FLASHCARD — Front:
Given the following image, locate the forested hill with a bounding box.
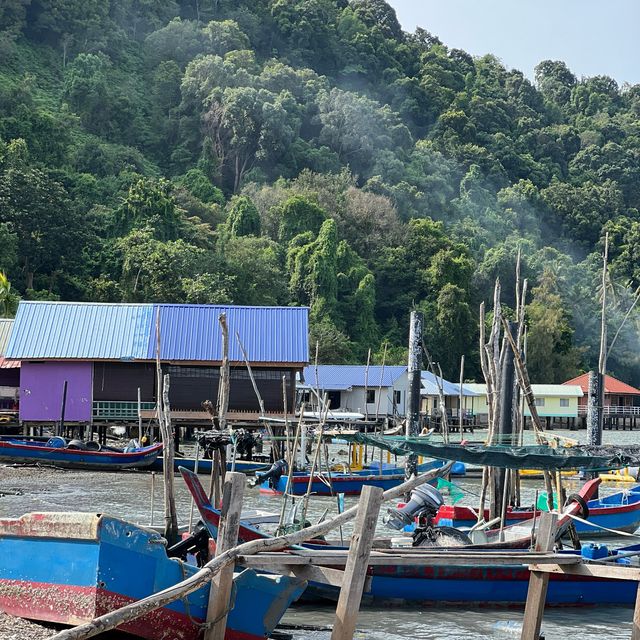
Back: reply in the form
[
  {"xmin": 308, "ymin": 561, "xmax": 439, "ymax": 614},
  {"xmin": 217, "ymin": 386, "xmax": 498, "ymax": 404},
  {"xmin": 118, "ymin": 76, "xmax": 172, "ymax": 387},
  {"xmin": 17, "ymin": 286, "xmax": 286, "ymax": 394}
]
[{"xmin": 1, "ymin": 1, "xmax": 640, "ymax": 383}]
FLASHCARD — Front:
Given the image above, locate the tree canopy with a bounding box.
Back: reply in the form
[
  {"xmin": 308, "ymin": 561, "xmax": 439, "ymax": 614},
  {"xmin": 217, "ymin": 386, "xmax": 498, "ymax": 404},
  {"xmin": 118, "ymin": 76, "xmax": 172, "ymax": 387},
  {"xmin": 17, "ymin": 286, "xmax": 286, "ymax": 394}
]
[{"xmin": 1, "ymin": 0, "xmax": 639, "ymax": 382}]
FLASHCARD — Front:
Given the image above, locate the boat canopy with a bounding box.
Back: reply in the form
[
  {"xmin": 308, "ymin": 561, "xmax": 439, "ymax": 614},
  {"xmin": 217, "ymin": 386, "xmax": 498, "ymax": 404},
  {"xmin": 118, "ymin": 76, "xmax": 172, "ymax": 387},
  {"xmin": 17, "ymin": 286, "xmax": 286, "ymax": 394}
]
[{"xmin": 341, "ymin": 433, "xmax": 640, "ymax": 471}]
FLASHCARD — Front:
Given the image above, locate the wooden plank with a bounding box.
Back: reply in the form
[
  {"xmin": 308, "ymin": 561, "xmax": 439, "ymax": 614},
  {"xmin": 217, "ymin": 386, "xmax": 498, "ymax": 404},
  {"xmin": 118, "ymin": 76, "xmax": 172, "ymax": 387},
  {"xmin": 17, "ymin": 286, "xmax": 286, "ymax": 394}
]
[
  {"xmin": 331, "ymin": 485, "xmax": 383, "ymax": 640},
  {"xmin": 520, "ymin": 512, "xmax": 558, "ymax": 640},
  {"xmin": 529, "ymin": 563, "xmax": 640, "ymax": 582},
  {"xmin": 204, "ymin": 472, "xmax": 245, "ymax": 640},
  {"xmin": 632, "ymin": 582, "xmax": 640, "ymax": 640},
  {"xmin": 237, "ymin": 552, "xmax": 580, "ymax": 567}
]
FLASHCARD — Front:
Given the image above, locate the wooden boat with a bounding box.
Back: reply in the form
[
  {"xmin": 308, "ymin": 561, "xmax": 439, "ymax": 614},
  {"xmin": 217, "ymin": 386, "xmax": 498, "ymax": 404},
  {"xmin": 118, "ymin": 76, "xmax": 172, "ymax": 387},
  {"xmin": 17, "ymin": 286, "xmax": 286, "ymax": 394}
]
[
  {"xmin": 434, "ymin": 485, "xmax": 640, "ymax": 536},
  {"xmin": 0, "ymin": 438, "xmax": 163, "ymax": 470},
  {"xmin": 258, "ymin": 460, "xmax": 443, "ymax": 496},
  {"xmin": 279, "ymin": 545, "xmax": 640, "ymax": 606},
  {"xmin": 149, "ymin": 456, "xmax": 270, "ymax": 475},
  {"xmin": 183, "ymin": 467, "xmax": 599, "ymax": 552},
  {"xmin": 0, "ymin": 512, "xmax": 306, "ymax": 640}
]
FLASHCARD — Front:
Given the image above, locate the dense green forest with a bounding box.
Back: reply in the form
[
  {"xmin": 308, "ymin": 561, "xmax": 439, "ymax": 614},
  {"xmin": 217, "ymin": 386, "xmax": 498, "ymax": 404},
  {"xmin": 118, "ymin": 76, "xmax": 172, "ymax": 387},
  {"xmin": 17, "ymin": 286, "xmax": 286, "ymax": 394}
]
[{"xmin": 1, "ymin": 0, "xmax": 640, "ymax": 383}]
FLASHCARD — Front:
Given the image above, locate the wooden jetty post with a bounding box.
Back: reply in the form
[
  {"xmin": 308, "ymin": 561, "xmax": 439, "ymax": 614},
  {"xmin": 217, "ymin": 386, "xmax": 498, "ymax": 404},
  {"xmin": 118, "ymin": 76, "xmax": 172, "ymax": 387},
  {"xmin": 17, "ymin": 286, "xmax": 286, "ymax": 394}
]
[
  {"xmin": 205, "ymin": 471, "xmax": 245, "ymax": 640},
  {"xmin": 520, "ymin": 511, "xmax": 558, "ymax": 640},
  {"xmin": 405, "ymin": 310, "xmax": 423, "ymax": 482},
  {"xmin": 331, "ymin": 484, "xmax": 384, "ymax": 640}
]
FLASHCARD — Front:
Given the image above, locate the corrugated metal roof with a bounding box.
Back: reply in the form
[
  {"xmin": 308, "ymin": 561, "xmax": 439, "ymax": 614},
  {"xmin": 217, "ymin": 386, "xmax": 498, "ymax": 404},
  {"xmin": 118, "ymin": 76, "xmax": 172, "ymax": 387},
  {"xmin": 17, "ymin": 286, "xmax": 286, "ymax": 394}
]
[
  {"xmin": 150, "ymin": 304, "xmax": 308, "ymax": 363},
  {"xmin": 303, "ymin": 365, "xmax": 407, "ymax": 390},
  {"xmin": 421, "ymin": 371, "xmax": 479, "ymax": 396},
  {"xmin": 7, "ymin": 302, "xmax": 155, "ymax": 360},
  {"xmin": 6, "ymin": 301, "xmax": 309, "ymax": 364},
  {"xmin": 0, "ymin": 319, "xmax": 13, "ymax": 355},
  {"xmin": 563, "ymin": 373, "xmax": 640, "ymax": 395},
  {"xmin": 0, "ymin": 356, "xmax": 19, "ymax": 369},
  {"xmin": 462, "ymin": 383, "xmax": 583, "ymax": 398}
]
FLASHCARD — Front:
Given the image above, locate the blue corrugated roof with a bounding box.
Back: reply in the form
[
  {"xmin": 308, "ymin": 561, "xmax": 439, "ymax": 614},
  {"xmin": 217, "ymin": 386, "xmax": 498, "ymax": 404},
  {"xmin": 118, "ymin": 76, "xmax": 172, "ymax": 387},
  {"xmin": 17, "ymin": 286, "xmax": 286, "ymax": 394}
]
[
  {"xmin": 6, "ymin": 302, "xmax": 153, "ymax": 360},
  {"xmin": 149, "ymin": 304, "xmax": 308, "ymax": 363},
  {"xmin": 6, "ymin": 302, "xmax": 309, "ymax": 364},
  {"xmin": 303, "ymin": 365, "xmax": 407, "ymax": 390},
  {"xmin": 421, "ymin": 371, "xmax": 479, "ymax": 396}
]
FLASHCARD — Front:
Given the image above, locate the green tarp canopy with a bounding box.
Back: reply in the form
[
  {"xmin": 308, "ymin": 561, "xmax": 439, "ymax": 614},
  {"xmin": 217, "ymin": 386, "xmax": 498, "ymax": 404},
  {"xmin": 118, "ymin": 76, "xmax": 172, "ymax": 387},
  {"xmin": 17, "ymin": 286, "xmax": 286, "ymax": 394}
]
[{"xmin": 342, "ymin": 433, "xmax": 640, "ymax": 472}]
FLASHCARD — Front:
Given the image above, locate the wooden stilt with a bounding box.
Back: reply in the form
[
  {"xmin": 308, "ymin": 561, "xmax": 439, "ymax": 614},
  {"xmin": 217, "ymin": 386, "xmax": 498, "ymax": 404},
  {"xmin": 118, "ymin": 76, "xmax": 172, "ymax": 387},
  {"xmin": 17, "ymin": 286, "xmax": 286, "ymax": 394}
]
[
  {"xmin": 205, "ymin": 471, "xmax": 245, "ymax": 640},
  {"xmin": 520, "ymin": 511, "xmax": 558, "ymax": 640},
  {"xmin": 331, "ymin": 485, "xmax": 383, "ymax": 640}
]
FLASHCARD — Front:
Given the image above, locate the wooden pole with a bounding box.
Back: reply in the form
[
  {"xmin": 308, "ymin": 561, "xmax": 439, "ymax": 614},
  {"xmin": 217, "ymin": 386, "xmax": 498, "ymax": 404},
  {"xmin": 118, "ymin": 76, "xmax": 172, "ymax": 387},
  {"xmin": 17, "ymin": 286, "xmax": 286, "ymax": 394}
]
[
  {"xmin": 632, "ymin": 582, "xmax": 640, "ymax": 640},
  {"xmin": 49, "ymin": 464, "xmax": 453, "ymax": 640},
  {"xmin": 459, "ymin": 355, "xmax": 464, "ymax": 441},
  {"xmin": 58, "ymin": 380, "xmax": 68, "ymax": 437},
  {"xmin": 137, "ymin": 387, "xmax": 142, "ymax": 444},
  {"xmin": 204, "ymin": 472, "xmax": 245, "ymax": 640},
  {"xmin": 520, "ymin": 511, "xmax": 558, "ymax": 640},
  {"xmin": 217, "ymin": 313, "xmax": 230, "ymax": 431},
  {"xmin": 331, "ymin": 485, "xmax": 383, "ymax": 640},
  {"xmin": 364, "ymin": 348, "xmax": 371, "ymax": 422},
  {"xmin": 160, "ymin": 374, "xmax": 178, "ymax": 544},
  {"xmin": 405, "ymin": 310, "xmax": 423, "ymax": 482}
]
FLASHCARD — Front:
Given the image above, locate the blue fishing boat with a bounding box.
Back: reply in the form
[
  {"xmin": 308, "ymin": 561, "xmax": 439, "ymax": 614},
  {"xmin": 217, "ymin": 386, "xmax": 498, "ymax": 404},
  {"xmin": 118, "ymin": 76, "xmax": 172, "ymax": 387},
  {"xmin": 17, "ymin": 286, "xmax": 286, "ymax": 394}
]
[
  {"xmin": 258, "ymin": 460, "xmax": 443, "ymax": 496},
  {"xmin": 434, "ymin": 486, "xmax": 640, "ymax": 536},
  {"xmin": 0, "ymin": 437, "xmax": 163, "ymax": 470},
  {"xmin": 0, "ymin": 512, "xmax": 306, "ymax": 640},
  {"xmin": 149, "ymin": 456, "xmax": 270, "ymax": 475}
]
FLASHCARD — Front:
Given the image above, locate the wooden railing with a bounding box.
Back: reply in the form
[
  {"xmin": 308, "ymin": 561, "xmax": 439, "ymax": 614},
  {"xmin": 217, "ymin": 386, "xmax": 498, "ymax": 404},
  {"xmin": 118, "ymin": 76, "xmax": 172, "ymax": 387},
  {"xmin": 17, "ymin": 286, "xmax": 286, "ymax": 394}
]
[{"xmin": 577, "ymin": 405, "xmax": 640, "ymax": 416}]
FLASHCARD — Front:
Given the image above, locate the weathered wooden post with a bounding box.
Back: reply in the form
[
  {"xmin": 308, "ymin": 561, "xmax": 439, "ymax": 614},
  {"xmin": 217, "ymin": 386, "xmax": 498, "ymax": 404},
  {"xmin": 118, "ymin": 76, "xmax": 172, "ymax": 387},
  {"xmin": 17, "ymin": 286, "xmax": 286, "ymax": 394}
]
[
  {"xmin": 405, "ymin": 311, "xmax": 423, "ymax": 482},
  {"xmin": 205, "ymin": 471, "xmax": 245, "ymax": 640},
  {"xmin": 492, "ymin": 321, "xmax": 517, "ymax": 520},
  {"xmin": 58, "ymin": 379, "xmax": 68, "ymax": 437},
  {"xmin": 632, "ymin": 582, "xmax": 640, "ymax": 640},
  {"xmin": 137, "ymin": 387, "xmax": 142, "ymax": 444},
  {"xmin": 520, "ymin": 511, "xmax": 558, "ymax": 640},
  {"xmin": 587, "ymin": 371, "xmax": 600, "ymax": 446},
  {"xmin": 331, "ymin": 484, "xmax": 383, "ymax": 640}
]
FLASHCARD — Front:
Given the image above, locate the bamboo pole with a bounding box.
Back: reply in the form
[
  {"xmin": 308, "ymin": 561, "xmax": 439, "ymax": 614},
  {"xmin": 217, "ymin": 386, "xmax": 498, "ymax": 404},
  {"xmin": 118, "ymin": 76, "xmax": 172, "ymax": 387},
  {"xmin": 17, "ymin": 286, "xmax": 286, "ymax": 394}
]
[{"xmin": 50, "ymin": 463, "xmax": 454, "ymax": 640}]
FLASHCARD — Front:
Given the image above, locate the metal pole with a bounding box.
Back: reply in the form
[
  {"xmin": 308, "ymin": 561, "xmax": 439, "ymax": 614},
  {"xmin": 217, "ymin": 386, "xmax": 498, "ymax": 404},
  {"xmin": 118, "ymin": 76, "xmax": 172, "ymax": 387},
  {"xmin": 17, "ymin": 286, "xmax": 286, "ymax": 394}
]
[{"xmin": 405, "ymin": 311, "xmax": 423, "ymax": 482}]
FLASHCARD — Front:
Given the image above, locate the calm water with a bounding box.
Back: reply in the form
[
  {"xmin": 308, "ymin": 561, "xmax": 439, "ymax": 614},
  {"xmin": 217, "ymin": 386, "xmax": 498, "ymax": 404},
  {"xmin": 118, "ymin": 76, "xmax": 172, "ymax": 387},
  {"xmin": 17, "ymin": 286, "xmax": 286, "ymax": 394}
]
[{"xmin": 1, "ymin": 428, "xmax": 639, "ymax": 638}]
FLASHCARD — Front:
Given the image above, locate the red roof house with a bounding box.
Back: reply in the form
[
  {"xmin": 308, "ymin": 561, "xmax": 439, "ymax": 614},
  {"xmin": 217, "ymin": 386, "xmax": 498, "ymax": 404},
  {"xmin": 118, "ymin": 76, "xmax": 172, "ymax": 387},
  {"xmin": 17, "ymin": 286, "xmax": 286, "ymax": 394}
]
[{"xmin": 563, "ymin": 373, "xmax": 640, "ymax": 409}]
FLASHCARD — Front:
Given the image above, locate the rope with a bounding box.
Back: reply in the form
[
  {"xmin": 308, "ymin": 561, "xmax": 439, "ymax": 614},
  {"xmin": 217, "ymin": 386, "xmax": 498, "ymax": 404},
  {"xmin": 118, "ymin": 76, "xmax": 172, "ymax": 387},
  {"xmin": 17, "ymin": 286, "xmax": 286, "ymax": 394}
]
[{"xmin": 566, "ymin": 513, "xmax": 640, "ymax": 539}]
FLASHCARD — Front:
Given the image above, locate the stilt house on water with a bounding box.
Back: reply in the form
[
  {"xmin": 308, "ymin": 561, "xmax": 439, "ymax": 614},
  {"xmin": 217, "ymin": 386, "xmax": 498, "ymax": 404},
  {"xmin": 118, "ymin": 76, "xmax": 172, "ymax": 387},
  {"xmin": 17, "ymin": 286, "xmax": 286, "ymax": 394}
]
[
  {"xmin": 4, "ymin": 301, "xmax": 309, "ymax": 427},
  {"xmin": 0, "ymin": 319, "xmax": 19, "ymax": 413},
  {"xmin": 300, "ymin": 364, "xmax": 408, "ymax": 418},
  {"xmin": 563, "ymin": 373, "xmax": 640, "ymax": 428}
]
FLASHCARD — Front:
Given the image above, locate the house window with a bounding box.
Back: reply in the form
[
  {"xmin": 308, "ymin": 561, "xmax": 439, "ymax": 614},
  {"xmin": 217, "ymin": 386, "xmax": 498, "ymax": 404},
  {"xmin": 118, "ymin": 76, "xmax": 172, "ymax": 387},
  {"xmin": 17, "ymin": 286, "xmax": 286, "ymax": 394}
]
[
  {"xmin": 560, "ymin": 398, "xmax": 570, "ymax": 407},
  {"xmin": 394, "ymin": 390, "xmax": 401, "ymax": 406},
  {"xmin": 366, "ymin": 389, "xmax": 375, "ymax": 404},
  {"xmin": 534, "ymin": 398, "xmax": 545, "ymax": 407}
]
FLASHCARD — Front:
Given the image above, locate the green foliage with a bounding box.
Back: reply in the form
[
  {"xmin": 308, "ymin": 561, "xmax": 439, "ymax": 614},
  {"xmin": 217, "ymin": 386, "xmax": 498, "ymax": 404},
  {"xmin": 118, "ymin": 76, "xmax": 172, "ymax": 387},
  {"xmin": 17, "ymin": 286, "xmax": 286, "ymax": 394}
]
[
  {"xmin": 226, "ymin": 195, "xmax": 260, "ymax": 236},
  {"xmin": 3, "ymin": 2, "xmax": 640, "ymax": 382}
]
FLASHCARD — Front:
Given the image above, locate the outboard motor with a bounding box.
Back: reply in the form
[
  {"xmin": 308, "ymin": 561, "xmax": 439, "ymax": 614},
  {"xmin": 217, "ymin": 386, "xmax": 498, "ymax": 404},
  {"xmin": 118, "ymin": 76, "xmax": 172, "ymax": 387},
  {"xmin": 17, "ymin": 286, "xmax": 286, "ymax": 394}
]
[
  {"xmin": 385, "ymin": 484, "xmax": 445, "ymax": 531},
  {"xmin": 254, "ymin": 459, "xmax": 288, "ymax": 489}
]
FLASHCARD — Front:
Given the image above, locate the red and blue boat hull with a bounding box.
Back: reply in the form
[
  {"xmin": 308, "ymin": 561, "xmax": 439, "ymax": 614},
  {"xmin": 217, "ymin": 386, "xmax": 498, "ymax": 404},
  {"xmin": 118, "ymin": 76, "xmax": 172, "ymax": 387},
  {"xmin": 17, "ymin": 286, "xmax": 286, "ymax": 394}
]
[
  {"xmin": 0, "ymin": 440, "xmax": 163, "ymax": 470},
  {"xmin": 0, "ymin": 513, "xmax": 306, "ymax": 640},
  {"xmin": 435, "ymin": 487, "xmax": 640, "ymax": 536},
  {"xmin": 259, "ymin": 461, "xmax": 441, "ymax": 496}
]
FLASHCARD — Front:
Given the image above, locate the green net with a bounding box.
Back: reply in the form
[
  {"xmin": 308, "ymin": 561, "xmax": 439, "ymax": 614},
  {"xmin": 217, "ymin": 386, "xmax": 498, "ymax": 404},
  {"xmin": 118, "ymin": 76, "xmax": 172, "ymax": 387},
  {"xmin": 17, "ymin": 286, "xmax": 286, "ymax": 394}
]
[{"xmin": 436, "ymin": 477, "xmax": 466, "ymax": 504}]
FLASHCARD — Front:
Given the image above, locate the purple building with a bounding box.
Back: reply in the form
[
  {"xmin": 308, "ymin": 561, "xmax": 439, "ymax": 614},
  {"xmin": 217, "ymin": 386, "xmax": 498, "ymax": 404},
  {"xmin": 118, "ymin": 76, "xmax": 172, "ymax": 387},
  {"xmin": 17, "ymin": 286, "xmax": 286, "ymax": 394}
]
[{"xmin": 5, "ymin": 302, "xmax": 309, "ymax": 426}]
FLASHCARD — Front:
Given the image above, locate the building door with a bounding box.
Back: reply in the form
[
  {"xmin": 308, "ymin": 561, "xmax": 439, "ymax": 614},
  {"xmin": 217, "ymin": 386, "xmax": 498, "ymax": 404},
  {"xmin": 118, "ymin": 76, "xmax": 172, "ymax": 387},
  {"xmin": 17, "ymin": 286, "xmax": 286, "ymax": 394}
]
[{"xmin": 327, "ymin": 390, "xmax": 341, "ymax": 410}]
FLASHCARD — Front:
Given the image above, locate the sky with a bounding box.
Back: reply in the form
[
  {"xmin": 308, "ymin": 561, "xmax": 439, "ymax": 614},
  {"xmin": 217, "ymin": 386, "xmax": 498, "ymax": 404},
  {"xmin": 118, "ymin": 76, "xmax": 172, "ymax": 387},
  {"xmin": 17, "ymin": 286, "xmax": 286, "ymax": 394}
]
[{"xmin": 388, "ymin": 0, "xmax": 640, "ymax": 86}]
